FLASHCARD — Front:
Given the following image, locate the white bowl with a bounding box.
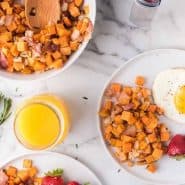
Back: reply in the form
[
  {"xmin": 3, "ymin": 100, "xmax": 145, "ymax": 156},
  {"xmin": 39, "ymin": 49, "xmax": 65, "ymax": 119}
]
[{"xmin": 0, "ymin": 0, "xmax": 96, "ymax": 82}]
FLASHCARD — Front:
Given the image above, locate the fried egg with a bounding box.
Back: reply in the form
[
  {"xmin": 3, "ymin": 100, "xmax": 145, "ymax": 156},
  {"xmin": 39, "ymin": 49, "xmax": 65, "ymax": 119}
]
[{"xmin": 153, "ymin": 68, "xmax": 185, "ymax": 123}]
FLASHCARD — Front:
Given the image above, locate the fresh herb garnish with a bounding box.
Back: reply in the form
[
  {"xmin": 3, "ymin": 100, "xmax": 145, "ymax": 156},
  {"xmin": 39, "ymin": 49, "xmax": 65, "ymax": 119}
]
[
  {"xmin": 173, "ymin": 155, "xmax": 185, "ymax": 161},
  {"xmin": 45, "ymin": 168, "xmax": 63, "ymax": 177},
  {"xmin": 0, "ymin": 93, "xmax": 12, "ymax": 125},
  {"xmin": 84, "ymin": 183, "xmax": 90, "ymax": 185}
]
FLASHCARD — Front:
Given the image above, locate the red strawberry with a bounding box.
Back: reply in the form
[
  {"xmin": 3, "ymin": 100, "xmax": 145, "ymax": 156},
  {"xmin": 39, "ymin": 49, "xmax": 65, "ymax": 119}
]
[
  {"xmin": 42, "ymin": 169, "xmax": 64, "ymax": 185},
  {"xmin": 167, "ymin": 134, "xmax": 185, "ymax": 157},
  {"xmin": 42, "ymin": 176, "xmax": 64, "ymax": 185},
  {"xmin": 67, "ymin": 181, "xmax": 81, "ymax": 185}
]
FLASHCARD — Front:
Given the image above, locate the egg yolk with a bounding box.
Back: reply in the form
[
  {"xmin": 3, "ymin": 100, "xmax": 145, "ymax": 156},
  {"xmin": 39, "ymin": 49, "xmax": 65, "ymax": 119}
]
[{"xmin": 174, "ymin": 86, "xmax": 185, "ymax": 114}]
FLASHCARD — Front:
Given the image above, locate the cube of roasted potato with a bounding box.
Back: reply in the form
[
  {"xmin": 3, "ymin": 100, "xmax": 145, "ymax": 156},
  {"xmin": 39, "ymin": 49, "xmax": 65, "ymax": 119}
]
[
  {"xmin": 17, "ymin": 170, "xmax": 29, "ymax": 182},
  {"xmin": 6, "ymin": 166, "xmax": 17, "ymax": 177},
  {"xmin": 23, "ymin": 159, "xmax": 32, "ymax": 168},
  {"xmin": 16, "ymin": 41, "xmax": 28, "ymax": 52}
]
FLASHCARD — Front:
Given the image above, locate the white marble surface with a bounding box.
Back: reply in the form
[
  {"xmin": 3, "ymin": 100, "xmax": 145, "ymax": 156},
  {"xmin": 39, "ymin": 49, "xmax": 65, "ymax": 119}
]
[{"xmin": 0, "ymin": 0, "xmax": 185, "ymax": 185}]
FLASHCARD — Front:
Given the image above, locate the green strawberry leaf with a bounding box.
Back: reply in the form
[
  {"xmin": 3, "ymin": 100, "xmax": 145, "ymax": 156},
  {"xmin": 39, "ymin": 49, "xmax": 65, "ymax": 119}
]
[
  {"xmin": 45, "ymin": 168, "xmax": 64, "ymax": 177},
  {"xmin": 83, "ymin": 183, "xmax": 91, "ymax": 185},
  {"xmin": 172, "ymin": 155, "xmax": 185, "ymax": 161}
]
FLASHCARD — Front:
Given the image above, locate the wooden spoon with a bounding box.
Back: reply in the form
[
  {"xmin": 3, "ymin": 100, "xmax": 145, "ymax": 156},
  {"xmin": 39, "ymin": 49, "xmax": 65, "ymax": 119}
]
[{"xmin": 25, "ymin": 0, "xmax": 61, "ymax": 30}]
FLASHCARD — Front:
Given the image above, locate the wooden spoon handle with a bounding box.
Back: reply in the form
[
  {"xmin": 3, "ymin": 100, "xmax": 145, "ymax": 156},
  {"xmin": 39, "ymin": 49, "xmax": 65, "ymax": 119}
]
[{"xmin": 25, "ymin": 0, "xmax": 61, "ymax": 30}]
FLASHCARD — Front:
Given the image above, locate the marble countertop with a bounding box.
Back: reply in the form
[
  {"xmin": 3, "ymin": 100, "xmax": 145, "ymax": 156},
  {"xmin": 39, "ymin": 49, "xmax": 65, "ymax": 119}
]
[{"xmin": 0, "ymin": 0, "xmax": 185, "ymax": 185}]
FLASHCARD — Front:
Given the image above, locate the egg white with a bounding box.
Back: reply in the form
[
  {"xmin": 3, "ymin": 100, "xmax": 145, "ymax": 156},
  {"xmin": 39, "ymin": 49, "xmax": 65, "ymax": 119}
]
[{"xmin": 153, "ymin": 68, "xmax": 185, "ymax": 123}]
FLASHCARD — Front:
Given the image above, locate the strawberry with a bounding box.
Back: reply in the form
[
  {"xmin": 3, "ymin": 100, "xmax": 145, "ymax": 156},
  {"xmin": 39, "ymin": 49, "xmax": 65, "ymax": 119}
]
[
  {"xmin": 67, "ymin": 181, "xmax": 80, "ymax": 185},
  {"xmin": 167, "ymin": 134, "xmax": 185, "ymax": 158},
  {"xmin": 42, "ymin": 176, "xmax": 64, "ymax": 185},
  {"xmin": 42, "ymin": 169, "xmax": 64, "ymax": 185}
]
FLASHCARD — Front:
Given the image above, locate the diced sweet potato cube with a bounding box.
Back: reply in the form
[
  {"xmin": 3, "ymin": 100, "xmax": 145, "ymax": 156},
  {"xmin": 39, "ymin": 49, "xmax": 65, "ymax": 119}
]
[
  {"xmin": 14, "ymin": 177, "xmax": 21, "ymax": 184},
  {"xmin": 1, "ymin": 1, "xmax": 10, "ymax": 10},
  {"xmin": 110, "ymin": 83, "xmax": 122, "ymax": 94},
  {"xmin": 46, "ymin": 53, "xmax": 53, "ymax": 66},
  {"xmin": 46, "ymin": 25, "xmax": 56, "ymax": 35},
  {"xmin": 103, "ymin": 100, "xmax": 112, "ymax": 110},
  {"xmin": 141, "ymin": 116, "xmax": 150, "ymax": 125},
  {"xmin": 121, "ymin": 135, "xmax": 134, "ymax": 142},
  {"xmin": 115, "ymin": 152, "xmax": 127, "ymax": 162},
  {"xmin": 56, "ymin": 24, "xmax": 71, "ymax": 37},
  {"xmin": 147, "ymin": 133, "xmax": 157, "ymax": 143},
  {"xmin": 148, "ymin": 104, "xmax": 157, "ymax": 113},
  {"xmin": 115, "ymin": 140, "xmax": 122, "ymax": 147},
  {"xmin": 79, "ymin": 19, "xmax": 89, "ymax": 34},
  {"xmin": 160, "ymin": 132, "xmax": 170, "ymax": 142},
  {"xmin": 21, "ymin": 67, "xmax": 32, "ymax": 74},
  {"xmin": 6, "ymin": 7, "xmax": 13, "ymax": 14},
  {"xmin": 152, "ymin": 148, "xmax": 163, "ymax": 160},
  {"xmin": 83, "ymin": 5, "xmax": 89, "ymax": 15},
  {"xmin": 60, "ymin": 46, "xmax": 71, "ymax": 56},
  {"xmin": 114, "ymin": 115, "xmax": 123, "ymax": 124},
  {"xmin": 49, "ymin": 59, "xmax": 63, "ymax": 69},
  {"xmin": 121, "ymin": 111, "xmax": 136, "ymax": 124},
  {"xmin": 147, "ymin": 118, "xmax": 158, "ymax": 130},
  {"xmin": 33, "ymin": 61, "xmax": 46, "ymax": 71},
  {"xmin": 6, "ymin": 166, "xmax": 17, "ymax": 177},
  {"xmin": 34, "ymin": 177, "xmax": 43, "ymax": 185},
  {"xmin": 69, "ymin": 3, "xmax": 80, "ymax": 17},
  {"xmin": 145, "ymin": 155, "xmax": 155, "ymax": 163},
  {"xmin": 122, "ymin": 142, "xmax": 132, "ymax": 153},
  {"xmin": 144, "ymin": 145, "xmax": 152, "ymax": 154},
  {"xmin": 74, "ymin": 0, "xmax": 83, "ymax": 7},
  {"xmin": 152, "ymin": 142, "xmax": 162, "ymax": 149},
  {"xmin": 17, "ymin": 170, "xmax": 29, "ymax": 182},
  {"xmin": 23, "ymin": 159, "xmax": 32, "ymax": 168},
  {"xmin": 70, "ymin": 41, "xmax": 79, "ymax": 51},
  {"xmin": 19, "ymin": 10, "xmax": 25, "ymax": 18},
  {"xmin": 104, "ymin": 124, "xmax": 112, "ymax": 134},
  {"xmin": 137, "ymin": 132, "xmax": 146, "ymax": 141},
  {"xmin": 0, "ymin": 31, "xmax": 12, "ymax": 42},
  {"xmin": 135, "ymin": 121, "xmax": 143, "ymax": 130},
  {"xmin": 139, "ymin": 140, "xmax": 147, "ymax": 150},
  {"xmin": 135, "ymin": 76, "xmax": 145, "ymax": 86},
  {"xmin": 99, "ymin": 109, "xmax": 109, "ymax": 118},
  {"xmin": 16, "ymin": 41, "xmax": 27, "ymax": 52},
  {"xmin": 7, "ymin": 22, "xmax": 17, "ymax": 32},
  {"xmin": 63, "ymin": 17, "xmax": 72, "ymax": 27},
  {"xmin": 16, "ymin": 25, "xmax": 26, "ymax": 33},
  {"xmin": 29, "ymin": 167, "xmax": 38, "ymax": 177},
  {"xmin": 13, "ymin": 62, "xmax": 24, "ymax": 71},
  {"xmin": 141, "ymin": 88, "xmax": 151, "ymax": 98},
  {"xmin": 52, "ymin": 51, "xmax": 61, "ymax": 60},
  {"xmin": 147, "ymin": 163, "xmax": 157, "ymax": 173},
  {"xmin": 118, "ymin": 92, "xmax": 130, "ymax": 105},
  {"xmin": 122, "ymin": 86, "xmax": 132, "ymax": 95}
]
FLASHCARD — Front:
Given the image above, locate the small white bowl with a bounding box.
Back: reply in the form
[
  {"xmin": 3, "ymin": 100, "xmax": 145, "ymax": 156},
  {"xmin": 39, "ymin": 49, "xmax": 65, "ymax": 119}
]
[{"xmin": 0, "ymin": 0, "xmax": 96, "ymax": 82}]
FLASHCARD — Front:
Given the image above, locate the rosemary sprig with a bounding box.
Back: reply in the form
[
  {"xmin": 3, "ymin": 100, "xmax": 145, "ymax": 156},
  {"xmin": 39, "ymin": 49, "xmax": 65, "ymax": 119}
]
[{"xmin": 0, "ymin": 93, "xmax": 12, "ymax": 125}]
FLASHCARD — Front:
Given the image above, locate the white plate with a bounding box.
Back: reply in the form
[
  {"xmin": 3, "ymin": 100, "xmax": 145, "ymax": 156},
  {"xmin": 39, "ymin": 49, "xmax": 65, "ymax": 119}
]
[
  {"xmin": 0, "ymin": 0, "xmax": 96, "ymax": 82},
  {"xmin": 0, "ymin": 152, "xmax": 102, "ymax": 185},
  {"xmin": 98, "ymin": 49, "xmax": 185, "ymax": 185}
]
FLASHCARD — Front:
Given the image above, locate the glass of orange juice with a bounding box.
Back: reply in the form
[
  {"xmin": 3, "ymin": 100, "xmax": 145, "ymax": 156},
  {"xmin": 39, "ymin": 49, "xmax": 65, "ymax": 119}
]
[{"xmin": 14, "ymin": 94, "xmax": 70, "ymax": 150}]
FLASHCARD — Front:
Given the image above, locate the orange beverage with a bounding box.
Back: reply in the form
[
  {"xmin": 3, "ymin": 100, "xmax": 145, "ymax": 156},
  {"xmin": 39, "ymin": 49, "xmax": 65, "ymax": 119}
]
[{"xmin": 14, "ymin": 94, "xmax": 70, "ymax": 150}]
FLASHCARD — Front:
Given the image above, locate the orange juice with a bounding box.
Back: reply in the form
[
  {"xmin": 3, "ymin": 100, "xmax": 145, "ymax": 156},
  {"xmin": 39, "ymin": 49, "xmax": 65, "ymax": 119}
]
[{"xmin": 14, "ymin": 94, "xmax": 70, "ymax": 150}]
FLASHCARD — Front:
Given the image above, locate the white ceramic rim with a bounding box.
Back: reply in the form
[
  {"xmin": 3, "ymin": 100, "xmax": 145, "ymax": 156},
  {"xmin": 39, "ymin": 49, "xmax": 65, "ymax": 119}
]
[
  {"xmin": 0, "ymin": 151, "xmax": 103, "ymax": 185},
  {"xmin": 0, "ymin": 0, "xmax": 96, "ymax": 82},
  {"xmin": 97, "ymin": 48, "xmax": 185, "ymax": 185}
]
